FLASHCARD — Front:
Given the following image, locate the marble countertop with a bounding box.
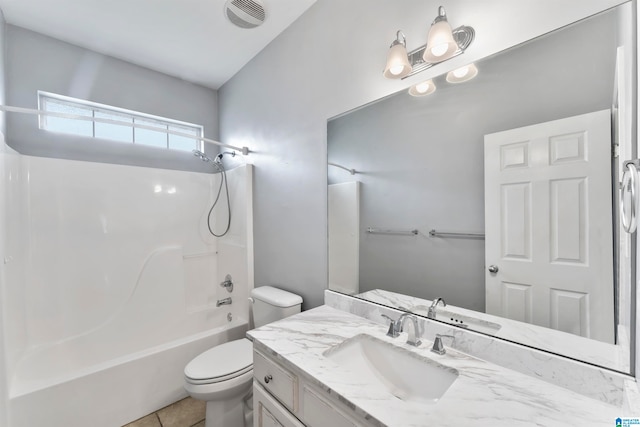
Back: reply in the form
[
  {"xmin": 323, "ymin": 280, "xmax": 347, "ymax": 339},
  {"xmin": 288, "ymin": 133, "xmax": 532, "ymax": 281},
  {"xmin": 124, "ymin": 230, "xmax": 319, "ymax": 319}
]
[
  {"xmin": 248, "ymin": 305, "xmax": 622, "ymax": 427},
  {"xmin": 358, "ymin": 289, "xmax": 628, "ymax": 372}
]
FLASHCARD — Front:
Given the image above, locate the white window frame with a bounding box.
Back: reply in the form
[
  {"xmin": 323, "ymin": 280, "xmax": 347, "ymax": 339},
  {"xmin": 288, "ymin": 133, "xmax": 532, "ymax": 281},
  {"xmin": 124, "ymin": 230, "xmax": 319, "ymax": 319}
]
[{"xmin": 37, "ymin": 91, "xmax": 204, "ymax": 153}]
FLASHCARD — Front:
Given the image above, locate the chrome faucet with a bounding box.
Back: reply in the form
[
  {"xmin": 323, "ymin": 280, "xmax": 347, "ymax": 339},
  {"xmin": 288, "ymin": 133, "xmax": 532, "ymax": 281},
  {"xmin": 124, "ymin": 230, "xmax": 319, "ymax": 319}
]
[
  {"xmin": 428, "ymin": 297, "xmax": 446, "ymax": 319},
  {"xmin": 398, "ymin": 314, "xmax": 422, "ymax": 347},
  {"xmin": 381, "ymin": 313, "xmax": 422, "ymax": 346},
  {"xmin": 216, "ymin": 297, "xmax": 232, "ymax": 307},
  {"xmin": 431, "ymin": 334, "xmax": 455, "ymax": 355}
]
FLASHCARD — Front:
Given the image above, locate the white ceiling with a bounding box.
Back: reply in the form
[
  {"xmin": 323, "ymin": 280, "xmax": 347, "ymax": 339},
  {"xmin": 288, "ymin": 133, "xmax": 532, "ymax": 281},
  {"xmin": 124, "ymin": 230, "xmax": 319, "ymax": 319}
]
[{"xmin": 0, "ymin": 0, "xmax": 316, "ymax": 89}]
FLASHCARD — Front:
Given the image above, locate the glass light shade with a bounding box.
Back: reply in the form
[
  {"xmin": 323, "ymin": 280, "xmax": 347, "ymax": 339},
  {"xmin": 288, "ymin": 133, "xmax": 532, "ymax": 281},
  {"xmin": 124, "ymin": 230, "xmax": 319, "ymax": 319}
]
[
  {"xmin": 446, "ymin": 63, "xmax": 478, "ymax": 83},
  {"xmin": 423, "ymin": 20, "xmax": 458, "ymax": 63},
  {"xmin": 383, "ymin": 43, "xmax": 412, "ymax": 79},
  {"xmin": 408, "ymin": 80, "xmax": 436, "ymax": 97}
]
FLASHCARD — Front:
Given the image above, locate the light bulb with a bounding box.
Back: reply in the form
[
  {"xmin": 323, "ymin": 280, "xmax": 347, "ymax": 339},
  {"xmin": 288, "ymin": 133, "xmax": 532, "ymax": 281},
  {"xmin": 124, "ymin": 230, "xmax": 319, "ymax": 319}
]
[
  {"xmin": 446, "ymin": 63, "xmax": 478, "ymax": 83},
  {"xmin": 389, "ymin": 65, "xmax": 405, "ymax": 76},
  {"xmin": 453, "ymin": 66, "xmax": 469, "ymax": 78},
  {"xmin": 430, "ymin": 44, "xmax": 449, "ymax": 58},
  {"xmin": 416, "ymin": 82, "xmax": 431, "ymax": 93},
  {"xmin": 408, "ymin": 80, "xmax": 436, "ymax": 97}
]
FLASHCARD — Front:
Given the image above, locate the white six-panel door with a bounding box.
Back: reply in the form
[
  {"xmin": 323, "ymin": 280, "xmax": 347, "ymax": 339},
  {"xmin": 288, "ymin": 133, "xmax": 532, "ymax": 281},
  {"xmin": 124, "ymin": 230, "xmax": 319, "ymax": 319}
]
[{"xmin": 484, "ymin": 110, "xmax": 614, "ymax": 343}]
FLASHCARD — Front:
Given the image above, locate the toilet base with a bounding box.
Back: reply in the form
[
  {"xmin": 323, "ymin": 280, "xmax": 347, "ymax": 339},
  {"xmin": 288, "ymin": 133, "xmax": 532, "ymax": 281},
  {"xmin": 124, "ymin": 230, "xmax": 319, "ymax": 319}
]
[{"xmin": 204, "ymin": 390, "xmax": 252, "ymax": 427}]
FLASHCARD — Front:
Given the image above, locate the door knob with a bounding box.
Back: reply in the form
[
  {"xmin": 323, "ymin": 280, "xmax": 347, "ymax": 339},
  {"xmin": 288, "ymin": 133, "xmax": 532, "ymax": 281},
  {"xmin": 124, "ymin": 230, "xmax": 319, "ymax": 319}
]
[{"xmin": 488, "ymin": 265, "xmax": 499, "ymax": 274}]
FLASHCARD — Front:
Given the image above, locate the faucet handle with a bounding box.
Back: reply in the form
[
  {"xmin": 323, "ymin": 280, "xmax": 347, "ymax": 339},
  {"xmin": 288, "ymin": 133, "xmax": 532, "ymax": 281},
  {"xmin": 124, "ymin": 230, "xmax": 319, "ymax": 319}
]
[
  {"xmin": 431, "ymin": 336, "xmax": 445, "ymax": 355},
  {"xmin": 380, "ymin": 314, "xmax": 400, "ymax": 338},
  {"xmin": 219, "ymin": 274, "xmax": 234, "ymax": 292},
  {"xmin": 436, "ymin": 333, "xmax": 455, "ymax": 342},
  {"xmin": 431, "ymin": 334, "xmax": 455, "ymax": 355}
]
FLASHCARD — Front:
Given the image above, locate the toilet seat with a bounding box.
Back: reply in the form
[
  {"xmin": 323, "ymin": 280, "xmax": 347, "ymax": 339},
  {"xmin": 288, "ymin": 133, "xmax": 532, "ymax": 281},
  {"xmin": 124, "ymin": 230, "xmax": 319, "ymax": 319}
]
[
  {"xmin": 184, "ymin": 368, "xmax": 253, "ymax": 401},
  {"xmin": 184, "ymin": 338, "xmax": 253, "ymax": 385}
]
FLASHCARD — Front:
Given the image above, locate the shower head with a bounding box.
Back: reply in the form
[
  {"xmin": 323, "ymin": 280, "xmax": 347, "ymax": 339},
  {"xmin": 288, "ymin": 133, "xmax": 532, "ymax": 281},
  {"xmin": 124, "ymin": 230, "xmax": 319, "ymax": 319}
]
[
  {"xmin": 193, "ymin": 149, "xmax": 227, "ymax": 172},
  {"xmin": 192, "ymin": 149, "xmax": 213, "ymax": 163},
  {"xmin": 193, "ymin": 150, "xmax": 237, "ymax": 171}
]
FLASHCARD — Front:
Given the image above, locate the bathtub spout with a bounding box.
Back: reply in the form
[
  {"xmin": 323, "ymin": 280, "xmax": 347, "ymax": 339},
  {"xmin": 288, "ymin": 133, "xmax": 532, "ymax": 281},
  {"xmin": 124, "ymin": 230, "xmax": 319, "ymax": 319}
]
[{"xmin": 216, "ymin": 297, "xmax": 232, "ymax": 307}]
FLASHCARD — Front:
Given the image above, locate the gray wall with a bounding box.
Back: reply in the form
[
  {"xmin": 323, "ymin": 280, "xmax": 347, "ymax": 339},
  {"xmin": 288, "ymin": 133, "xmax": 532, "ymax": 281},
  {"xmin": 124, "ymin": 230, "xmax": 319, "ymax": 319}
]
[
  {"xmin": 328, "ymin": 11, "xmax": 616, "ymax": 311},
  {"xmin": 0, "ymin": 9, "xmax": 4, "ymax": 136},
  {"xmin": 5, "ymin": 25, "xmax": 219, "ymax": 173},
  {"xmin": 218, "ymin": 0, "xmax": 626, "ymax": 310}
]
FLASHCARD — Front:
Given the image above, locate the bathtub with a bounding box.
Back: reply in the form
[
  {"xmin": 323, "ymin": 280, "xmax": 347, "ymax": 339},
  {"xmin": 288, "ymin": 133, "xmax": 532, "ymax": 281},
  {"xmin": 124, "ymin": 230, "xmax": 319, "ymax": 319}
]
[
  {"xmin": 8, "ymin": 318, "xmax": 248, "ymax": 427},
  {"xmin": 3, "ymin": 158, "xmax": 255, "ymax": 427}
]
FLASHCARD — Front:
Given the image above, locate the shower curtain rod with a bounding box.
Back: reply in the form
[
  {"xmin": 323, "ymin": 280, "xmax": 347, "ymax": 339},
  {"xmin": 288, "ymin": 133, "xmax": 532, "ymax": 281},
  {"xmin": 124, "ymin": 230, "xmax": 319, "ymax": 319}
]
[
  {"xmin": 328, "ymin": 162, "xmax": 357, "ymax": 175},
  {"xmin": 0, "ymin": 105, "xmax": 250, "ymax": 155}
]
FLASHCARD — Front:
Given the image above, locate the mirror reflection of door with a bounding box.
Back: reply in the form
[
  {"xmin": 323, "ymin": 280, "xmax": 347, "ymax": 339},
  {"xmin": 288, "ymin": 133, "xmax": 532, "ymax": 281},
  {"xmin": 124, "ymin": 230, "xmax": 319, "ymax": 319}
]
[{"xmin": 484, "ymin": 110, "xmax": 613, "ymax": 343}]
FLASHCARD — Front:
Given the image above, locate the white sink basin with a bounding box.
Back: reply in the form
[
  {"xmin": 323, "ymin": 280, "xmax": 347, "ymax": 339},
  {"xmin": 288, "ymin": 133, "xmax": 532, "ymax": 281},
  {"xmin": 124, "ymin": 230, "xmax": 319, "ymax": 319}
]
[{"xmin": 323, "ymin": 334, "xmax": 458, "ymax": 404}]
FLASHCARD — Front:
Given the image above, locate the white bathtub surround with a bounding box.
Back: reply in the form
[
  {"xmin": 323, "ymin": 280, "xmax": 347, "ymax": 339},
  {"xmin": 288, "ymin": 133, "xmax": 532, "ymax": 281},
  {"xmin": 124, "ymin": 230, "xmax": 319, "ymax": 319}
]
[
  {"xmin": 0, "ymin": 136, "xmax": 19, "ymax": 427},
  {"xmin": 248, "ymin": 306, "xmax": 627, "ymax": 426},
  {"xmin": 10, "ymin": 322, "xmax": 246, "ymax": 427},
  {"xmin": 2, "ymin": 153, "xmax": 254, "ymax": 427},
  {"xmin": 325, "ymin": 290, "xmax": 631, "ymax": 407}
]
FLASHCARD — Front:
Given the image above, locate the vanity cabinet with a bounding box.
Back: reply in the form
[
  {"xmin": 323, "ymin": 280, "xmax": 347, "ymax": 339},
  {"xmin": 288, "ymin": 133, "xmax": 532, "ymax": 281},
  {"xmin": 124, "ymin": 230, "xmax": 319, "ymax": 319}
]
[{"xmin": 253, "ymin": 349, "xmax": 367, "ymax": 427}]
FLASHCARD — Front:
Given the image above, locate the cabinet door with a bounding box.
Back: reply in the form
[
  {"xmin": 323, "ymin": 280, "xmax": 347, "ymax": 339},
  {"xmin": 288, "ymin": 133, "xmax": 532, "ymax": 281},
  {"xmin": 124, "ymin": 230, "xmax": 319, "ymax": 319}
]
[
  {"xmin": 259, "ymin": 407, "xmax": 283, "ymax": 427},
  {"xmin": 302, "ymin": 385, "xmax": 359, "ymax": 427},
  {"xmin": 254, "ymin": 382, "xmax": 305, "ymax": 427}
]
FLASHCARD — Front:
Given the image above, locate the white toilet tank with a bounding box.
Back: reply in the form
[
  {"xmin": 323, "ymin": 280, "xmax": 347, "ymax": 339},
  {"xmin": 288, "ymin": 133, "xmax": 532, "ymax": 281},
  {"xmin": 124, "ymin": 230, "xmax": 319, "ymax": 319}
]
[{"xmin": 251, "ymin": 286, "xmax": 303, "ymax": 328}]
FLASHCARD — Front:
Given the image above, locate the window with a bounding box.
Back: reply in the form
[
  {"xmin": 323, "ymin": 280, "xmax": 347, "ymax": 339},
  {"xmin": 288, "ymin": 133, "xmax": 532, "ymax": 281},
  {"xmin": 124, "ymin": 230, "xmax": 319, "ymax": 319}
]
[{"xmin": 38, "ymin": 91, "xmax": 204, "ymax": 153}]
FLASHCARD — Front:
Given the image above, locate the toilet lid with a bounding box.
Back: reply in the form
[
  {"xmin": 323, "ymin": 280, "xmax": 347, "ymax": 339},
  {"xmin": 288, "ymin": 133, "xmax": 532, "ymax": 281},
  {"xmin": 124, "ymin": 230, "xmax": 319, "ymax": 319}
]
[{"xmin": 185, "ymin": 338, "xmax": 253, "ymax": 382}]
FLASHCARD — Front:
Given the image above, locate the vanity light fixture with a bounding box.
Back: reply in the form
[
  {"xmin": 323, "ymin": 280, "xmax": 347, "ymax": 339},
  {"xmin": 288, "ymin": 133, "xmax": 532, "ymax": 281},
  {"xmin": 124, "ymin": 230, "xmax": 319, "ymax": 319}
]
[
  {"xmin": 408, "ymin": 79, "xmax": 436, "ymax": 97},
  {"xmin": 383, "ymin": 6, "xmax": 474, "ymax": 80},
  {"xmin": 446, "ymin": 63, "xmax": 478, "ymax": 83},
  {"xmin": 423, "ymin": 7, "xmax": 458, "ymax": 63},
  {"xmin": 383, "ymin": 31, "xmax": 412, "ymax": 79}
]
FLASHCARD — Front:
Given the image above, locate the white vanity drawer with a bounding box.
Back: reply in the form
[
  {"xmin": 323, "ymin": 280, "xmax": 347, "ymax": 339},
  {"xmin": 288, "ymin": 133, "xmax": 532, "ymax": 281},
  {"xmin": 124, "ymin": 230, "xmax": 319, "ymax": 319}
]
[
  {"xmin": 254, "ymin": 382, "xmax": 304, "ymax": 427},
  {"xmin": 302, "ymin": 385, "xmax": 359, "ymax": 427},
  {"xmin": 254, "ymin": 350, "xmax": 298, "ymax": 413}
]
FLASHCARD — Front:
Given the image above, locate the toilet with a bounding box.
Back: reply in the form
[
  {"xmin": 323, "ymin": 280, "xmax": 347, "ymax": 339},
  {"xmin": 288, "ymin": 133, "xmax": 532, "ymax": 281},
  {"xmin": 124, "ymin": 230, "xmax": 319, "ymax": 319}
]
[{"xmin": 184, "ymin": 286, "xmax": 303, "ymax": 427}]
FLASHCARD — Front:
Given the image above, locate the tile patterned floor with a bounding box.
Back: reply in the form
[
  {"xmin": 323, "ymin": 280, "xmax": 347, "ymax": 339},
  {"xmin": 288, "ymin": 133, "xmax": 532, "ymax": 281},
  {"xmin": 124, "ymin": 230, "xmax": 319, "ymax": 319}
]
[{"xmin": 123, "ymin": 397, "xmax": 205, "ymax": 427}]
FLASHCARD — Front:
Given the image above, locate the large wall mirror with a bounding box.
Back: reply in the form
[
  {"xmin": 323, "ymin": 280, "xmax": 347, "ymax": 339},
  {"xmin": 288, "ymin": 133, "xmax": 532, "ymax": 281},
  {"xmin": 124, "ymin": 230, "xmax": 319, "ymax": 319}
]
[{"xmin": 327, "ymin": 4, "xmax": 635, "ymax": 374}]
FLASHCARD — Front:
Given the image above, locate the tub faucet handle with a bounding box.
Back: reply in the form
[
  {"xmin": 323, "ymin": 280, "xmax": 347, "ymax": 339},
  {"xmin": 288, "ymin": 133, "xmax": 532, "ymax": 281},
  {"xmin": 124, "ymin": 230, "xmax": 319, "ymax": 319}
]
[{"xmin": 220, "ymin": 274, "xmax": 234, "ymax": 293}]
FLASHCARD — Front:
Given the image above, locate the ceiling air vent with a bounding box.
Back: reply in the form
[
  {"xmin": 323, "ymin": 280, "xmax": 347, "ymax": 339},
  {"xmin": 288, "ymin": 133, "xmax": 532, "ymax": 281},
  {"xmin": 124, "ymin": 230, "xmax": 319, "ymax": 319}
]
[{"xmin": 224, "ymin": 0, "xmax": 267, "ymax": 29}]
